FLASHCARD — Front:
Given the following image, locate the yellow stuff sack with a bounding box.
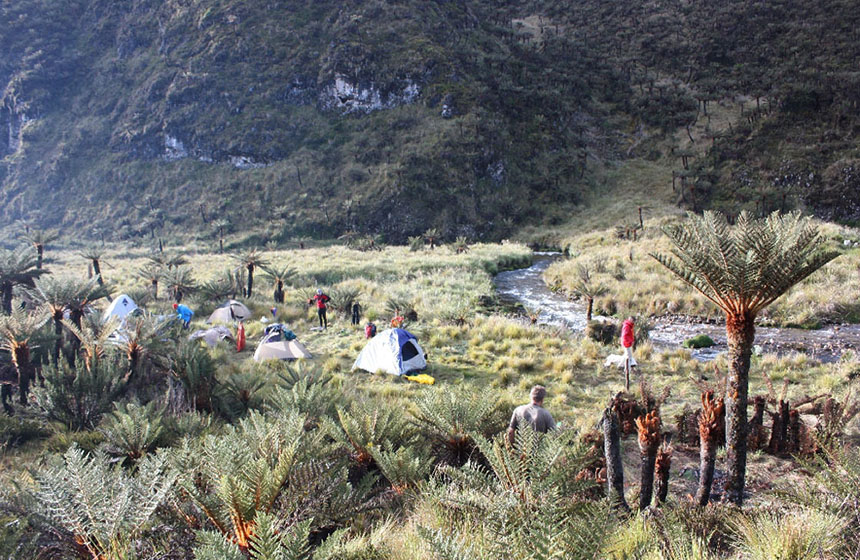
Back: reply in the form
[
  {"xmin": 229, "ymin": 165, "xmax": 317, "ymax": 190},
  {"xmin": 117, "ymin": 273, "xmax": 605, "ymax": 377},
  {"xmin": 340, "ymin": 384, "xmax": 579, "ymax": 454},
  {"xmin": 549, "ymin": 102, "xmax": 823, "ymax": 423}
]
[{"xmin": 404, "ymin": 374, "xmax": 435, "ymax": 385}]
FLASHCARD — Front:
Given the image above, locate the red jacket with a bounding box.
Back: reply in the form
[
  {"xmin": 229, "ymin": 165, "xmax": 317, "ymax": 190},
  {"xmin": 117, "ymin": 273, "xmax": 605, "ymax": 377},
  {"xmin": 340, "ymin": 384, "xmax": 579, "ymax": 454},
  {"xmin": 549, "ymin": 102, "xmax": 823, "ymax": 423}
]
[
  {"xmin": 621, "ymin": 320, "xmax": 634, "ymax": 348},
  {"xmin": 312, "ymin": 293, "xmax": 330, "ymax": 309}
]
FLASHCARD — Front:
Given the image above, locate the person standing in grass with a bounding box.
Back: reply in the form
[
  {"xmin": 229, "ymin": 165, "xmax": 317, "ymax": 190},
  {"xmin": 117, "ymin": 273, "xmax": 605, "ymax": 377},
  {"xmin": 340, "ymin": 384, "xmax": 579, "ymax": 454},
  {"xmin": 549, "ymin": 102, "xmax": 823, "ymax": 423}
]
[
  {"xmin": 621, "ymin": 316, "xmax": 637, "ymax": 370},
  {"xmin": 173, "ymin": 302, "xmax": 194, "ymax": 329},
  {"xmin": 507, "ymin": 385, "xmax": 556, "ymax": 445},
  {"xmin": 390, "ymin": 308, "xmax": 404, "ymax": 328},
  {"xmin": 309, "ymin": 289, "xmax": 330, "ymax": 329}
]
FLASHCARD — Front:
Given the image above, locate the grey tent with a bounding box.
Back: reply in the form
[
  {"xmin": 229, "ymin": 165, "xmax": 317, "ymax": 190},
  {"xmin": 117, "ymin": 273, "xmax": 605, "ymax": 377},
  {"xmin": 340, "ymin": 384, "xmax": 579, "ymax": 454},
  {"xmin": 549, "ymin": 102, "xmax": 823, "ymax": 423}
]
[
  {"xmin": 253, "ymin": 328, "xmax": 312, "ymax": 362},
  {"xmin": 207, "ymin": 300, "xmax": 252, "ymax": 323}
]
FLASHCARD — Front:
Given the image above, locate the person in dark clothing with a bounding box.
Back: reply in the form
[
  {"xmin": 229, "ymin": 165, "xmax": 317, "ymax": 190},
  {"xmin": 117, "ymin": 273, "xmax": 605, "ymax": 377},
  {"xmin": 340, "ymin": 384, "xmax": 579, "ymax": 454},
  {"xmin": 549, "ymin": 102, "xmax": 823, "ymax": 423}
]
[
  {"xmin": 309, "ymin": 289, "xmax": 330, "ymax": 329},
  {"xmin": 351, "ymin": 302, "xmax": 361, "ymax": 325}
]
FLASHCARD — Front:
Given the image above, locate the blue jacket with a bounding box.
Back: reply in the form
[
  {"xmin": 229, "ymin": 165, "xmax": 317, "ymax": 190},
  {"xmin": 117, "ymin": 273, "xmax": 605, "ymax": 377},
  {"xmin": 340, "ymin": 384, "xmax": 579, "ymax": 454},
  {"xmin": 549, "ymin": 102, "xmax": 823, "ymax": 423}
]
[{"xmin": 176, "ymin": 304, "xmax": 194, "ymax": 323}]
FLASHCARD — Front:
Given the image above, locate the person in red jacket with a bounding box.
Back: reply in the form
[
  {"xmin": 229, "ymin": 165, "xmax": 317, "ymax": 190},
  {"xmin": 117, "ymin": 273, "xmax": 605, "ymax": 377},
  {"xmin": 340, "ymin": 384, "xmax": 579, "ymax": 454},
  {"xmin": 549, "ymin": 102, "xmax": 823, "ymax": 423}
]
[
  {"xmin": 309, "ymin": 289, "xmax": 330, "ymax": 329},
  {"xmin": 621, "ymin": 317, "xmax": 636, "ymax": 370}
]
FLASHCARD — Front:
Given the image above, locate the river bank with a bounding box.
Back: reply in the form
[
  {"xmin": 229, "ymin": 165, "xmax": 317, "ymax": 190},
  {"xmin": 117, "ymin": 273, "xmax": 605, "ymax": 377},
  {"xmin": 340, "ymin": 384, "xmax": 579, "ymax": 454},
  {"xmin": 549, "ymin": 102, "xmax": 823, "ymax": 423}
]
[{"xmin": 495, "ymin": 255, "xmax": 860, "ymax": 363}]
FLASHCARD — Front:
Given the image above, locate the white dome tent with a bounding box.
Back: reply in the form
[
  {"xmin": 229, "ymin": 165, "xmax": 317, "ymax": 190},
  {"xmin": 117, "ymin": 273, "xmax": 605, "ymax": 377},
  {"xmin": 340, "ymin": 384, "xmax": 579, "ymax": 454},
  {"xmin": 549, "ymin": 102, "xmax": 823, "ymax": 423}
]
[
  {"xmin": 103, "ymin": 294, "xmax": 139, "ymax": 322},
  {"xmin": 352, "ymin": 328, "xmax": 427, "ymax": 376}
]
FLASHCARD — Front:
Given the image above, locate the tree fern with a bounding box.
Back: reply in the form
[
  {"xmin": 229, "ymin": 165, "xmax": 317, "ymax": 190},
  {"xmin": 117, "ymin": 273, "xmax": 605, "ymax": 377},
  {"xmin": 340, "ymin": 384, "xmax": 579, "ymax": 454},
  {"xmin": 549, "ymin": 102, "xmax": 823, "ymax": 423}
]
[
  {"xmin": 32, "ymin": 355, "xmax": 127, "ymax": 430},
  {"xmin": 420, "ymin": 429, "xmax": 608, "ymax": 559},
  {"xmin": 652, "ymin": 210, "xmax": 838, "ymax": 504},
  {"xmin": 99, "ymin": 401, "xmax": 165, "ymax": 462},
  {"xmin": 411, "ymin": 386, "xmax": 506, "ymax": 467},
  {"xmin": 30, "ymin": 445, "xmax": 175, "ymax": 559},
  {"xmin": 169, "ymin": 411, "xmax": 317, "ymax": 548},
  {"xmin": 370, "ymin": 445, "xmax": 434, "ymax": 493},
  {"xmin": 323, "ymin": 402, "xmax": 413, "ymax": 468}
]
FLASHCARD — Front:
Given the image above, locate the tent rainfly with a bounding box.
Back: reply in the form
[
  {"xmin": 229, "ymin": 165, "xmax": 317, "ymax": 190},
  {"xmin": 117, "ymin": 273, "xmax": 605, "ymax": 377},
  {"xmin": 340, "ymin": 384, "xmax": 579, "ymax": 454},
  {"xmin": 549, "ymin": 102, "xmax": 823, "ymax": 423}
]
[
  {"xmin": 352, "ymin": 328, "xmax": 427, "ymax": 376},
  {"xmin": 253, "ymin": 328, "xmax": 312, "ymax": 362},
  {"xmin": 207, "ymin": 300, "xmax": 252, "ymax": 323},
  {"xmin": 189, "ymin": 326, "xmax": 235, "ymax": 348}
]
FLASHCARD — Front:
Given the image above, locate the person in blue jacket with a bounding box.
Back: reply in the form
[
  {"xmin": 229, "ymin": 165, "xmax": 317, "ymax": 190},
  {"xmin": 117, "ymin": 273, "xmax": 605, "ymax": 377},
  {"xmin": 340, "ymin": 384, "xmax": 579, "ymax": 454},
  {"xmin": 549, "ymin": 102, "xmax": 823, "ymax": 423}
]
[{"xmin": 173, "ymin": 302, "xmax": 194, "ymax": 328}]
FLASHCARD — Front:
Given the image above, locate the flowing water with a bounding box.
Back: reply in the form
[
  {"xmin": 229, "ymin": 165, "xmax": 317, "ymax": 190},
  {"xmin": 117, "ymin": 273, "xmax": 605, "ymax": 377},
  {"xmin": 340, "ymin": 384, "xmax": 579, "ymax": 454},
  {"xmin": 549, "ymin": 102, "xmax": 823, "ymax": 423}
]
[{"xmin": 494, "ymin": 255, "xmax": 860, "ymax": 363}]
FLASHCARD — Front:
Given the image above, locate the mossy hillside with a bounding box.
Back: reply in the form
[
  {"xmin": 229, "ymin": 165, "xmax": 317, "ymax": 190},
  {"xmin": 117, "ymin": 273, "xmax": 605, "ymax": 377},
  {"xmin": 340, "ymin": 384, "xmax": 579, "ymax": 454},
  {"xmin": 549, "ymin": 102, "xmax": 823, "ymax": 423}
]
[{"xmin": 4, "ymin": 1, "xmax": 860, "ymax": 243}]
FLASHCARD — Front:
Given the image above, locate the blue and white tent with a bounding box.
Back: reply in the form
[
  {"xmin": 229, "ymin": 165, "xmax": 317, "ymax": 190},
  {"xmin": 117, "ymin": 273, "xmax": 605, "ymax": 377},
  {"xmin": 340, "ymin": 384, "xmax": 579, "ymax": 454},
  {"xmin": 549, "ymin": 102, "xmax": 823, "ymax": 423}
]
[{"xmin": 352, "ymin": 328, "xmax": 427, "ymax": 376}]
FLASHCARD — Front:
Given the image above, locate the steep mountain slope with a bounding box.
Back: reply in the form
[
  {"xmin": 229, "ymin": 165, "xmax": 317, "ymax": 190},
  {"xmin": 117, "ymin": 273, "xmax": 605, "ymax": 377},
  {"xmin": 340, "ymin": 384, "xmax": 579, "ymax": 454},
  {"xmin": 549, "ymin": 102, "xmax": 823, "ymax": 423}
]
[{"xmin": 1, "ymin": 0, "xmax": 858, "ymax": 243}]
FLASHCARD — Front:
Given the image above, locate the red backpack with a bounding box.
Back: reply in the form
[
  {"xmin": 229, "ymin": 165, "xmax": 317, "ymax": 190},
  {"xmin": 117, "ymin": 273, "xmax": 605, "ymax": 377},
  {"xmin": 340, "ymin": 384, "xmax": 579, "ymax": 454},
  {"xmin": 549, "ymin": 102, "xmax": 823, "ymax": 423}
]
[{"xmin": 365, "ymin": 323, "xmax": 377, "ymax": 339}]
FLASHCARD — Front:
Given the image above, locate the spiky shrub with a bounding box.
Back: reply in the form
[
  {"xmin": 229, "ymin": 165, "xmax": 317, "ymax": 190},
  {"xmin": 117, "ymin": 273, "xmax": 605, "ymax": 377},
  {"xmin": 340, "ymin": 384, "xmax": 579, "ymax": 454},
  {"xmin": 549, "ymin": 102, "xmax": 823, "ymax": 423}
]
[
  {"xmin": 731, "ymin": 509, "xmax": 846, "ymax": 560},
  {"xmin": 162, "ymin": 266, "xmax": 197, "ymax": 303},
  {"xmin": 411, "ymin": 386, "xmax": 506, "ymax": 467},
  {"xmin": 20, "ymin": 445, "xmax": 175, "ymax": 560},
  {"xmin": 196, "ymin": 274, "xmax": 235, "ymax": 303},
  {"xmin": 0, "ymin": 306, "xmax": 48, "ymax": 407},
  {"xmin": 603, "ymin": 507, "xmax": 721, "ymax": 560},
  {"xmin": 107, "ymin": 312, "xmax": 174, "ymax": 383},
  {"xmin": 408, "ymin": 236, "xmax": 424, "ymax": 252},
  {"xmin": 232, "ymin": 249, "xmax": 269, "ymax": 298},
  {"xmin": 328, "ymin": 286, "xmax": 362, "ymax": 318},
  {"xmin": 313, "ymin": 524, "xmax": 391, "ymax": 560},
  {"xmin": 653, "ymin": 210, "xmax": 838, "ymax": 504},
  {"xmin": 789, "ymin": 446, "xmax": 860, "ymax": 554},
  {"xmin": 420, "ymin": 429, "xmax": 609, "ymax": 560},
  {"xmin": 384, "ymin": 297, "xmax": 415, "ymax": 319},
  {"xmin": 99, "ymin": 401, "xmax": 165, "ymax": 463},
  {"xmin": 0, "ymin": 245, "xmax": 46, "ymax": 314},
  {"xmin": 260, "ymin": 264, "xmax": 295, "ymax": 304},
  {"xmin": 32, "ymin": 355, "xmax": 126, "ymax": 430},
  {"xmin": 221, "ymin": 370, "xmax": 268, "ymax": 418}
]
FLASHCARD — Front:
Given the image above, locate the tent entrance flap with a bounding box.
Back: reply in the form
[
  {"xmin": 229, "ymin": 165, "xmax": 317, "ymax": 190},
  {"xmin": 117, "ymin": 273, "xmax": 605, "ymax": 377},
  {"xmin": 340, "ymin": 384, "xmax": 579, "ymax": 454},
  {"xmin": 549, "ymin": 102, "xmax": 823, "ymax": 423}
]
[{"xmin": 401, "ymin": 341, "xmax": 419, "ymax": 361}]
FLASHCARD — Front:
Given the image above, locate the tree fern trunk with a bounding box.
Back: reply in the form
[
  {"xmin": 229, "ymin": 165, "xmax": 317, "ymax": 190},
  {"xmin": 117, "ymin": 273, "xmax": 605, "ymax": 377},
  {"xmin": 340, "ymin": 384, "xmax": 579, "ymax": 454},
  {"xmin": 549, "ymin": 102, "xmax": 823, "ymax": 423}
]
[
  {"xmin": 52, "ymin": 314, "xmax": 63, "ymax": 366},
  {"xmin": 586, "ymin": 297, "xmax": 593, "ymax": 321},
  {"xmin": 636, "ymin": 411, "xmax": 661, "ymax": 510},
  {"xmin": 12, "ymin": 345, "xmax": 32, "ymax": 405},
  {"xmin": 275, "ymin": 280, "xmax": 284, "ymax": 303},
  {"xmin": 151, "ymin": 278, "xmax": 158, "ymax": 300},
  {"xmin": 654, "ymin": 444, "xmax": 672, "ymax": 505},
  {"xmin": 724, "ymin": 313, "xmax": 754, "ymax": 505},
  {"xmin": 36, "ymin": 244, "xmax": 43, "ymax": 269},
  {"xmin": 247, "ymin": 265, "xmax": 254, "ymax": 298},
  {"xmin": 601, "ymin": 408, "xmax": 629, "ymax": 513},
  {"xmin": 2, "ymin": 282, "xmax": 12, "ymax": 315},
  {"xmin": 747, "ymin": 396, "xmax": 766, "ymax": 451},
  {"xmin": 92, "ymin": 259, "xmax": 103, "ymax": 285}
]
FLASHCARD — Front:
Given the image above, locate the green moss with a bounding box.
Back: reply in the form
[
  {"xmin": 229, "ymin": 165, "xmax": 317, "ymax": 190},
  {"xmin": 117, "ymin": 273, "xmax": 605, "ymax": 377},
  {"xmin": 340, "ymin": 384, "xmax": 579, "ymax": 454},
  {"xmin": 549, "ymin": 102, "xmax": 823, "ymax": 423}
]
[{"xmin": 682, "ymin": 334, "xmax": 716, "ymax": 349}]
